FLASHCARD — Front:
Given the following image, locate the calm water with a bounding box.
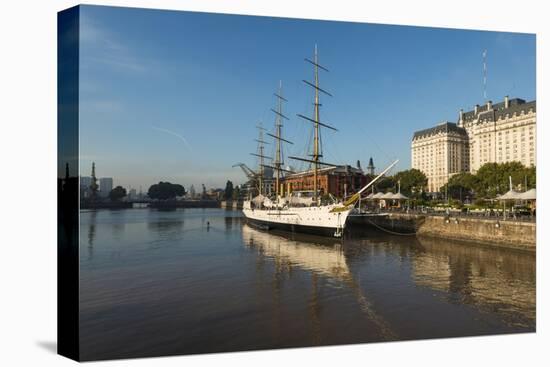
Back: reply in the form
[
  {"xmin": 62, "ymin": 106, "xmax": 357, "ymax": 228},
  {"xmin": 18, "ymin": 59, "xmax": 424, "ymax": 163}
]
[{"xmin": 79, "ymin": 208, "xmax": 535, "ymax": 360}]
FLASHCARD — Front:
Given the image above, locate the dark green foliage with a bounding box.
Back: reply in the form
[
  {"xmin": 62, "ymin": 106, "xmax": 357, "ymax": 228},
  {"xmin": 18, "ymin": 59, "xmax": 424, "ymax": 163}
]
[
  {"xmin": 394, "ymin": 168, "xmax": 428, "ymax": 197},
  {"xmin": 224, "ymin": 180, "xmax": 234, "ymax": 200},
  {"xmin": 232, "ymin": 186, "xmax": 241, "ymax": 201},
  {"xmin": 109, "ymin": 186, "xmax": 127, "ymax": 202},
  {"xmin": 474, "ymin": 162, "xmax": 535, "ymax": 198},
  {"xmin": 386, "ymin": 162, "xmax": 535, "ymax": 204},
  {"xmin": 375, "ymin": 176, "xmax": 396, "ymax": 193},
  {"xmin": 148, "ymin": 182, "xmax": 186, "ymax": 200},
  {"xmin": 440, "ymin": 172, "xmax": 479, "ymax": 200}
]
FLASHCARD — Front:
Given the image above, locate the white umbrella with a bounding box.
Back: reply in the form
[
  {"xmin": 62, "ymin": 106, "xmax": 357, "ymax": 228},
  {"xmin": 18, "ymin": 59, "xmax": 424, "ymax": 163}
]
[
  {"xmin": 372, "ymin": 192, "xmax": 385, "ymax": 199},
  {"xmin": 497, "ymin": 178, "xmax": 524, "ymax": 220},
  {"xmin": 381, "ymin": 192, "xmax": 395, "ymax": 199},
  {"xmin": 392, "ymin": 192, "xmax": 409, "ymax": 200},
  {"xmin": 518, "ymin": 188, "xmax": 536, "ymax": 200},
  {"xmin": 497, "ymin": 189, "xmax": 522, "ymax": 200}
]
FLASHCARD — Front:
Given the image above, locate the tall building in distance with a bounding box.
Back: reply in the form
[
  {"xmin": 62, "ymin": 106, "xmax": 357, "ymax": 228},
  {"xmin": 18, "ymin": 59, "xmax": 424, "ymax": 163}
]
[
  {"xmin": 99, "ymin": 177, "xmax": 114, "ymax": 198},
  {"xmin": 458, "ymin": 97, "xmax": 536, "ymax": 172},
  {"xmin": 412, "ymin": 96, "xmax": 536, "ymax": 193},
  {"xmin": 412, "ymin": 122, "xmax": 469, "ymax": 192},
  {"xmin": 80, "ymin": 176, "xmax": 92, "ymax": 198}
]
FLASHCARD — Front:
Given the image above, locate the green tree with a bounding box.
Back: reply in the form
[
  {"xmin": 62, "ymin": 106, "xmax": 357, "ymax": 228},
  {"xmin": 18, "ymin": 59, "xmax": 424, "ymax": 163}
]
[
  {"xmin": 109, "ymin": 186, "xmax": 127, "ymax": 202},
  {"xmin": 224, "ymin": 180, "xmax": 234, "ymax": 200},
  {"xmin": 475, "ymin": 162, "xmax": 530, "ymax": 198},
  {"xmin": 394, "ymin": 168, "xmax": 427, "ymax": 197},
  {"xmin": 523, "ymin": 166, "xmax": 536, "ymax": 190},
  {"xmin": 148, "ymin": 182, "xmax": 186, "ymax": 200},
  {"xmin": 441, "ymin": 172, "xmax": 479, "ymax": 201},
  {"xmin": 232, "ymin": 185, "xmax": 241, "ymax": 201},
  {"xmin": 375, "ymin": 176, "xmax": 396, "ymax": 193},
  {"xmin": 503, "ymin": 161, "xmax": 529, "ymax": 191},
  {"xmin": 475, "ymin": 163, "xmax": 501, "ymax": 198}
]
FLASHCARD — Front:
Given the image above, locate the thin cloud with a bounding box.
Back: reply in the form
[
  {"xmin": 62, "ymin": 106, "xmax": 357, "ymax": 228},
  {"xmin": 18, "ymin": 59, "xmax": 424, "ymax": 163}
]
[
  {"xmin": 151, "ymin": 125, "xmax": 193, "ymax": 152},
  {"xmin": 80, "ymin": 13, "xmax": 148, "ymax": 74}
]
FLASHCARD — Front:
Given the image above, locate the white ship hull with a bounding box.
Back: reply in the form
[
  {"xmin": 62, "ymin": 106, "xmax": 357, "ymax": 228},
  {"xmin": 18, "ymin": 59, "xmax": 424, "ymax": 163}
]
[{"xmin": 242, "ymin": 201, "xmax": 352, "ymax": 237}]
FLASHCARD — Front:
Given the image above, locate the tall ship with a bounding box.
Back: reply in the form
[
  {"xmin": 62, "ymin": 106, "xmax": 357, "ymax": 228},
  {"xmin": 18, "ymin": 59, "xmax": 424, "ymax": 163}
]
[{"xmin": 243, "ymin": 46, "xmax": 397, "ymax": 237}]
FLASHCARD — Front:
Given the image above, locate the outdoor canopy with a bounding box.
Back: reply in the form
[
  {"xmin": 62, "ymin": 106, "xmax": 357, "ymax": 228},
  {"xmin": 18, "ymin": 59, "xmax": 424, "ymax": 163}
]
[
  {"xmin": 391, "ymin": 192, "xmax": 409, "ymax": 200},
  {"xmin": 381, "ymin": 192, "xmax": 395, "ymax": 199},
  {"xmin": 496, "ymin": 189, "xmax": 523, "ymax": 200},
  {"xmin": 518, "ymin": 188, "xmax": 536, "ymax": 200},
  {"xmin": 366, "ymin": 191, "xmax": 410, "ymax": 200}
]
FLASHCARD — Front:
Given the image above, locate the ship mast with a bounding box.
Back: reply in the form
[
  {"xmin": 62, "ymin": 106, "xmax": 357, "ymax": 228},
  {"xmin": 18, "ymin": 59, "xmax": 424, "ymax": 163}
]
[
  {"xmin": 275, "ymin": 82, "xmax": 284, "ymax": 196},
  {"xmin": 252, "ymin": 82, "xmax": 295, "ymax": 199},
  {"xmin": 250, "ymin": 123, "xmax": 271, "ymax": 196},
  {"xmin": 268, "ymin": 81, "xmax": 294, "ymax": 197},
  {"xmin": 289, "ymin": 45, "xmax": 338, "ymax": 203},
  {"xmin": 312, "ymin": 45, "xmax": 320, "ymax": 201}
]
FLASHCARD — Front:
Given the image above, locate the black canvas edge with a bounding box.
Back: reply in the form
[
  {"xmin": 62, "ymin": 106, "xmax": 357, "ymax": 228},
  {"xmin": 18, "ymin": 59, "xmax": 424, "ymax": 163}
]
[{"xmin": 57, "ymin": 5, "xmax": 81, "ymax": 362}]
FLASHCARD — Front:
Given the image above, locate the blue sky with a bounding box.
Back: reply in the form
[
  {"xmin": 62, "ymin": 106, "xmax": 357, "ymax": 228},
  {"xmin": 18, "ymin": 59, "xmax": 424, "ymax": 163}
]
[{"xmin": 78, "ymin": 5, "xmax": 536, "ymax": 191}]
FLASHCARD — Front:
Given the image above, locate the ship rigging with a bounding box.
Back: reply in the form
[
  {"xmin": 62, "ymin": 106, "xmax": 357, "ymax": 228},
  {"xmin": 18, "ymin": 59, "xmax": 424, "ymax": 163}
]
[{"xmin": 241, "ymin": 46, "xmax": 398, "ymax": 237}]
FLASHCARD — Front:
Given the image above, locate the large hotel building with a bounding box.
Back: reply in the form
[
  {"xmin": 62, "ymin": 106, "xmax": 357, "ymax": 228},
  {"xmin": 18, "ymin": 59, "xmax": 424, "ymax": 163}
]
[{"xmin": 412, "ymin": 96, "xmax": 536, "ymax": 193}]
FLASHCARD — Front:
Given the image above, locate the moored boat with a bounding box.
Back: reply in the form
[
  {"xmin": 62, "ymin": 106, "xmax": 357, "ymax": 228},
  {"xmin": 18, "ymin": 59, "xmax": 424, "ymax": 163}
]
[{"xmin": 242, "ymin": 45, "xmax": 397, "ymax": 237}]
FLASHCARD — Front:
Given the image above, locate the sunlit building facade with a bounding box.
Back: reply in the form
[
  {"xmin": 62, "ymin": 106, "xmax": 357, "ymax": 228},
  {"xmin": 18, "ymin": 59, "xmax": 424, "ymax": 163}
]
[
  {"xmin": 412, "ymin": 122, "xmax": 469, "ymax": 193},
  {"xmin": 458, "ymin": 96, "xmax": 536, "ymax": 172},
  {"xmin": 412, "ymin": 96, "xmax": 536, "ymax": 193}
]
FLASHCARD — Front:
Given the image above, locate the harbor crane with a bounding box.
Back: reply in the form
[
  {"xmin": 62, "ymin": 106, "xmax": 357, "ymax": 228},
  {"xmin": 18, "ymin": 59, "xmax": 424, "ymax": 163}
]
[
  {"xmin": 232, "ymin": 162, "xmax": 261, "ymax": 198},
  {"xmin": 232, "ymin": 163, "xmax": 258, "ymax": 180}
]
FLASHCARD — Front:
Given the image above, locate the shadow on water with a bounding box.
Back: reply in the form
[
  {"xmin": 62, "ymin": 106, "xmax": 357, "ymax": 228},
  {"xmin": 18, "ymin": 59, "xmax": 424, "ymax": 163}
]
[
  {"xmin": 147, "ymin": 219, "xmax": 184, "ymax": 233},
  {"xmin": 225, "ymin": 216, "xmax": 233, "ymax": 231},
  {"xmin": 87, "ymin": 210, "xmax": 97, "ymax": 260},
  {"xmin": 345, "ymin": 226, "xmax": 535, "ymax": 328},
  {"xmin": 412, "ymin": 235, "xmax": 535, "ymax": 326}
]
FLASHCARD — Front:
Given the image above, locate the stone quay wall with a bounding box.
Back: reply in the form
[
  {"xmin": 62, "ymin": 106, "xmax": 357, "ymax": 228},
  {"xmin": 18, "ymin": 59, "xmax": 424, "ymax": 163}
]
[{"xmin": 357, "ymin": 213, "xmax": 536, "ymax": 251}]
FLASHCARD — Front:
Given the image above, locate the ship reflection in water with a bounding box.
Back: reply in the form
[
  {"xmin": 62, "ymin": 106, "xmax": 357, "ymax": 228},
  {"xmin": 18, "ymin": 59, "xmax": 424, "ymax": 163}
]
[
  {"xmin": 79, "ymin": 209, "xmax": 535, "ymax": 361},
  {"xmin": 242, "ymin": 225, "xmax": 397, "ymax": 341}
]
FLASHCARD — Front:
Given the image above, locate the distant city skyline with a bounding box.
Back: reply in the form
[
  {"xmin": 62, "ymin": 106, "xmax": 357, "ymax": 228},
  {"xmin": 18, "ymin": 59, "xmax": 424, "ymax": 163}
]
[{"xmin": 78, "ymin": 5, "xmax": 536, "ymax": 190}]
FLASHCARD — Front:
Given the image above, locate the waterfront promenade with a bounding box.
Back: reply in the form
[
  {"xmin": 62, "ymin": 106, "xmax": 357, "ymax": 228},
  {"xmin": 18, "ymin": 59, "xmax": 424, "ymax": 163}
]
[{"xmin": 359, "ymin": 206, "xmax": 536, "ymax": 222}]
